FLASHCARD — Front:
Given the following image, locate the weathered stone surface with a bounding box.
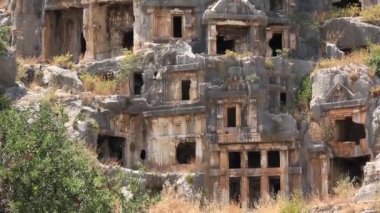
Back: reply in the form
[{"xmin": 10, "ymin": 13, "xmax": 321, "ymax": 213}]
[
  {"xmin": 0, "ymin": 51, "xmax": 16, "ymax": 91},
  {"xmin": 322, "ymin": 17, "xmax": 380, "ymax": 51},
  {"xmin": 43, "ymin": 66, "xmax": 83, "ymax": 92}
]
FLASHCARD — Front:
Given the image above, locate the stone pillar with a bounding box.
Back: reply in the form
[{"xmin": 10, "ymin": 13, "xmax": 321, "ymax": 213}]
[
  {"xmin": 208, "ymin": 24, "xmax": 217, "ymax": 55},
  {"xmin": 249, "ymin": 25, "xmax": 256, "ymax": 53},
  {"xmin": 220, "ymin": 148, "xmax": 229, "ymax": 204},
  {"xmin": 280, "ymin": 150, "xmax": 289, "ymax": 197},
  {"xmin": 261, "ymin": 150, "xmax": 269, "ymax": 198},
  {"xmin": 195, "ymin": 137, "xmax": 203, "ymax": 168},
  {"xmin": 265, "ymin": 29, "xmax": 273, "ymax": 57},
  {"xmin": 123, "ymin": 139, "xmax": 129, "ymax": 168},
  {"xmin": 241, "ymin": 176, "xmax": 248, "ymax": 209},
  {"xmin": 321, "ymin": 155, "xmax": 329, "ymax": 199}
]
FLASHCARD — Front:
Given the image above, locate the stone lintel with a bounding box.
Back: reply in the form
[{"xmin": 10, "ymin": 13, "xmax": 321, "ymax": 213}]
[
  {"xmin": 319, "ymin": 99, "xmax": 367, "ymax": 111},
  {"xmin": 165, "ymin": 63, "xmax": 201, "ymax": 72},
  {"xmin": 142, "ymin": 106, "xmax": 205, "ymax": 117}
]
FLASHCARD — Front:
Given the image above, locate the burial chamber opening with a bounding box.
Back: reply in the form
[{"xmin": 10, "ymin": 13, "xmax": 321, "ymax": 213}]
[
  {"xmin": 176, "ymin": 142, "xmax": 195, "ymax": 164},
  {"xmin": 335, "ymin": 117, "xmax": 365, "ymax": 145},
  {"xmin": 97, "ymin": 135, "xmax": 125, "ymax": 165},
  {"xmin": 332, "ymin": 155, "xmax": 370, "ymax": 184},
  {"xmin": 332, "ymin": 0, "xmax": 361, "ymax": 8}
]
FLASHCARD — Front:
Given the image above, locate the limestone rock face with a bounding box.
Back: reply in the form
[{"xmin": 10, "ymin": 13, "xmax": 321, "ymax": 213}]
[
  {"xmin": 321, "ymin": 18, "xmax": 380, "ymax": 51},
  {"xmin": 261, "ymin": 112, "xmax": 298, "ymax": 142},
  {"xmin": 0, "ymin": 51, "xmax": 16, "ymax": 91},
  {"xmin": 355, "ymin": 154, "xmax": 380, "ymax": 201},
  {"xmin": 311, "ymin": 64, "xmax": 372, "ymax": 109},
  {"xmin": 43, "ymin": 66, "xmax": 83, "ymax": 93}
]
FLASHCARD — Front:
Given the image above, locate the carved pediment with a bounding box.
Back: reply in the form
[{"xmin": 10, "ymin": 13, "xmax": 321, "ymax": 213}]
[
  {"xmin": 223, "ymin": 67, "xmax": 246, "ymax": 91},
  {"xmin": 324, "ymin": 83, "xmax": 355, "ymax": 103},
  {"xmin": 203, "ymin": 0, "xmax": 266, "ymax": 22}
]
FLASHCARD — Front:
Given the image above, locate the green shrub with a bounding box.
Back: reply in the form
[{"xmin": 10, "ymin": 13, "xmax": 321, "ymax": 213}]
[
  {"xmin": 367, "ymin": 45, "xmax": 380, "ymax": 76},
  {"xmin": 0, "ymin": 26, "xmax": 9, "ymax": 54},
  {"xmin": 51, "ymin": 53, "xmax": 74, "ymax": 69},
  {"xmin": 0, "ymin": 95, "xmax": 11, "ymax": 111},
  {"xmin": 0, "ymin": 102, "xmax": 159, "ymax": 212},
  {"xmin": 290, "ymin": 13, "xmax": 319, "ymax": 30},
  {"xmin": 0, "ymin": 104, "xmax": 116, "ymax": 212},
  {"xmin": 120, "ymin": 51, "xmax": 143, "ymax": 80},
  {"xmin": 296, "ymin": 74, "xmax": 312, "ymax": 109},
  {"xmin": 265, "ymin": 58, "xmax": 275, "ymax": 71},
  {"xmin": 280, "ymin": 193, "xmax": 307, "ymax": 213}
]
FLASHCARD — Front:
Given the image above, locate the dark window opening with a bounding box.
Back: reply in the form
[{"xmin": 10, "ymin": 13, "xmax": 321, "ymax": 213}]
[
  {"xmin": 217, "ymin": 36, "xmax": 235, "ymax": 55},
  {"xmin": 249, "ymin": 177, "xmax": 261, "ymax": 208},
  {"xmin": 176, "ymin": 142, "xmax": 196, "ymax": 164},
  {"xmin": 97, "ymin": 135, "xmax": 125, "ymax": 165},
  {"xmin": 153, "ymin": 72, "xmax": 158, "ymax": 78},
  {"xmin": 229, "ymin": 177, "xmax": 241, "ymax": 203},
  {"xmin": 269, "ymin": 76, "xmax": 277, "ymax": 84},
  {"xmin": 227, "ymin": 107, "xmax": 237, "ymax": 127},
  {"xmin": 269, "ymin": 176, "xmax": 281, "ymax": 196},
  {"xmin": 181, "ymin": 80, "xmax": 191, "ymax": 101},
  {"xmin": 335, "ymin": 117, "xmax": 366, "ymax": 145},
  {"xmin": 248, "ymin": 151, "xmax": 261, "ymax": 168},
  {"xmin": 173, "ymin": 16, "xmax": 182, "ymax": 38},
  {"xmin": 270, "ymin": 0, "xmax": 284, "ymax": 11},
  {"xmin": 280, "ymin": 92, "xmax": 287, "ymax": 107},
  {"xmin": 122, "ymin": 31, "xmax": 134, "ymax": 50},
  {"xmin": 332, "ymin": 155, "xmax": 370, "ymax": 184},
  {"xmin": 140, "ymin": 149, "xmax": 146, "ymax": 160},
  {"xmin": 229, "ymin": 152, "xmax": 241, "ymax": 169},
  {"xmin": 332, "ymin": 0, "xmax": 361, "ymax": 8},
  {"xmin": 269, "ymin": 33, "xmax": 283, "ymax": 57},
  {"xmin": 80, "ymin": 32, "xmax": 86, "ymax": 55},
  {"xmin": 268, "ymin": 151, "xmax": 280, "ymax": 168},
  {"xmin": 134, "ymin": 73, "xmax": 143, "ymax": 96}
]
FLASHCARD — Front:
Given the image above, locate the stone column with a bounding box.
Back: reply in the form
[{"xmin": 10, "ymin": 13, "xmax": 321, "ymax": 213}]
[
  {"xmin": 208, "ymin": 24, "xmax": 217, "ymax": 55},
  {"xmin": 265, "ymin": 29, "xmax": 273, "ymax": 57},
  {"xmin": 280, "ymin": 150, "xmax": 289, "ymax": 197},
  {"xmin": 220, "ymin": 148, "xmax": 229, "ymax": 204},
  {"xmin": 261, "ymin": 150, "xmax": 269, "ymax": 198},
  {"xmin": 241, "ymin": 151, "xmax": 248, "ymax": 208},
  {"xmin": 241, "ymin": 176, "xmax": 248, "ymax": 209},
  {"xmin": 321, "ymin": 155, "xmax": 329, "ymax": 199},
  {"xmin": 249, "ymin": 24, "xmax": 256, "ymax": 53}
]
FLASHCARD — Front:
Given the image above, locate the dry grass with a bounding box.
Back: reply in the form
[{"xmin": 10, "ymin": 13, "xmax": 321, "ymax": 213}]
[
  {"xmin": 50, "ymin": 53, "xmax": 74, "ymax": 69},
  {"xmin": 316, "ymin": 49, "xmax": 369, "ymax": 69},
  {"xmin": 149, "ymin": 186, "xmax": 242, "ymax": 213},
  {"xmin": 81, "ymin": 73, "xmax": 117, "ymax": 95},
  {"xmin": 370, "ymin": 85, "xmax": 380, "ymax": 97},
  {"xmin": 361, "ymin": 5, "xmax": 380, "ymax": 24}
]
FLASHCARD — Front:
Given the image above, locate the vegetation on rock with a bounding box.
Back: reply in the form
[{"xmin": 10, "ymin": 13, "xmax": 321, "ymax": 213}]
[
  {"xmin": 296, "ymin": 74, "xmax": 312, "ymax": 110},
  {"xmin": 0, "ymin": 26, "xmax": 9, "ymax": 55},
  {"xmin": 0, "ymin": 101, "xmax": 156, "ymax": 212},
  {"xmin": 120, "ymin": 51, "xmax": 143, "ymax": 80},
  {"xmin": 51, "ymin": 53, "xmax": 74, "ymax": 69}
]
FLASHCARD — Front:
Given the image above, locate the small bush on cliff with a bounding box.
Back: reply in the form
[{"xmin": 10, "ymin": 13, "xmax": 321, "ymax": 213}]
[
  {"xmin": 51, "ymin": 53, "xmax": 74, "ymax": 69},
  {"xmin": 367, "ymin": 44, "xmax": 380, "ymax": 76},
  {"xmin": 120, "ymin": 51, "xmax": 143, "ymax": 80},
  {"xmin": 81, "ymin": 73, "xmax": 117, "ymax": 95},
  {"xmin": 296, "ymin": 74, "xmax": 312, "ymax": 109},
  {"xmin": 0, "ymin": 26, "xmax": 9, "ymax": 54}
]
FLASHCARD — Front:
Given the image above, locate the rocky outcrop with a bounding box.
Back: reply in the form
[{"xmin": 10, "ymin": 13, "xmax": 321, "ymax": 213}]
[
  {"xmin": 311, "ymin": 64, "xmax": 373, "ymax": 110},
  {"xmin": 42, "ymin": 66, "xmax": 83, "ymax": 93},
  {"xmin": 0, "ymin": 51, "xmax": 16, "ymax": 91},
  {"xmin": 355, "ymin": 154, "xmax": 380, "ymax": 202},
  {"xmin": 322, "ymin": 17, "xmax": 380, "ymax": 51}
]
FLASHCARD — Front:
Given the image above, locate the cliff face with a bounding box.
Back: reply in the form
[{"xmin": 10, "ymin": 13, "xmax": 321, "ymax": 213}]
[{"xmin": 2, "ymin": 0, "xmax": 380, "ymax": 208}]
